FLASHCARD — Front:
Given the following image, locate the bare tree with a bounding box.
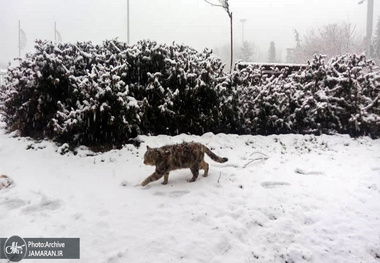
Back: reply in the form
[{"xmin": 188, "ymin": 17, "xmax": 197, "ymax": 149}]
[
  {"xmin": 293, "ymin": 22, "xmax": 364, "ymax": 63},
  {"xmin": 372, "ymin": 17, "xmax": 380, "ymax": 63},
  {"xmin": 204, "ymin": 0, "xmax": 233, "ymax": 73}
]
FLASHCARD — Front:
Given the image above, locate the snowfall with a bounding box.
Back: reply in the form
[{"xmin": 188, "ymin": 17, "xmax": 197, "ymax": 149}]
[{"xmin": 0, "ymin": 119, "xmax": 380, "ymax": 263}]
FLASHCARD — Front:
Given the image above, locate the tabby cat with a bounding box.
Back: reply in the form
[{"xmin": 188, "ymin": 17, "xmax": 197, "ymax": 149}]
[{"xmin": 141, "ymin": 142, "xmax": 228, "ymax": 186}]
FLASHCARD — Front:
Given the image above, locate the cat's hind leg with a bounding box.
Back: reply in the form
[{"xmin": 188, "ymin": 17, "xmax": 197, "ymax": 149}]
[
  {"xmin": 201, "ymin": 159, "xmax": 209, "ymax": 177},
  {"xmin": 188, "ymin": 164, "xmax": 200, "ymax": 182}
]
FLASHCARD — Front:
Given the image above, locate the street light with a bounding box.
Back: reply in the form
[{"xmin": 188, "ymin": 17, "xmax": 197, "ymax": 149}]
[
  {"xmin": 358, "ymin": 0, "xmax": 374, "ymax": 56},
  {"xmin": 127, "ymin": 0, "xmax": 130, "ymax": 44},
  {"xmin": 240, "ymin": 19, "xmax": 247, "ymax": 44}
]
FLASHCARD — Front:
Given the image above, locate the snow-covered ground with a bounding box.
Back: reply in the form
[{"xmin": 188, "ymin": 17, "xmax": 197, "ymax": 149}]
[{"xmin": 1, "ymin": 119, "xmax": 380, "ymax": 263}]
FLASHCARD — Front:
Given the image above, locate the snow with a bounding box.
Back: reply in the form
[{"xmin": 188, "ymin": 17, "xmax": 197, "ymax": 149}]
[{"xmin": 0, "ymin": 121, "xmax": 380, "ymax": 263}]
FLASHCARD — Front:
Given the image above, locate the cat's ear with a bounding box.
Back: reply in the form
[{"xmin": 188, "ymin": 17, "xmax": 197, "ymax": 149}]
[{"xmin": 146, "ymin": 146, "xmax": 151, "ymax": 150}]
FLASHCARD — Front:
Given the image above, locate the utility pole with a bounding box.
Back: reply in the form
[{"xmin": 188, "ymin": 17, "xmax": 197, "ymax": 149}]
[
  {"xmin": 18, "ymin": 20, "xmax": 26, "ymax": 59},
  {"xmin": 359, "ymin": 0, "xmax": 374, "ymax": 57},
  {"xmin": 127, "ymin": 0, "xmax": 130, "ymax": 44},
  {"xmin": 240, "ymin": 19, "xmax": 247, "ymax": 45},
  {"xmin": 18, "ymin": 20, "xmax": 21, "ymax": 58},
  {"xmin": 367, "ymin": 0, "xmax": 374, "ymax": 56},
  {"xmin": 54, "ymin": 22, "xmax": 62, "ymax": 43},
  {"xmin": 230, "ymin": 11, "xmax": 233, "ymax": 73}
]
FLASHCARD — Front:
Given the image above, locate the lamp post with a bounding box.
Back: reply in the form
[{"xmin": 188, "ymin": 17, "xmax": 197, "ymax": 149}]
[
  {"xmin": 359, "ymin": 0, "xmax": 374, "ymax": 57},
  {"xmin": 18, "ymin": 20, "xmax": 21, "ymax": 58},
  {"xmin": 127, "ymin": 0, "xmax": 130, "ymax": 44},
  {"xmin": 240, "ymin": 19, "xmax": 247, "ymax": 45}
]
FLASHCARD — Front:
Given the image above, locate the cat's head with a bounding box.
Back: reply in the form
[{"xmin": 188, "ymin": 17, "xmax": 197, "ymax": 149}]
[{"xmin": 143, "ymin": 146, "xmax": 158, "ymax": 166}]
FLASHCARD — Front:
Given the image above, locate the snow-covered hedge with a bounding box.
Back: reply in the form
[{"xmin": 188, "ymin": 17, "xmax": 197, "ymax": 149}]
[
  {"xmin": 1, "ymin": 40, "xmax": 233, "ymax": 149},
  {"xmin": 234, "ymin": 54, "xmax": 380, "ymax": 137},
  {"xmin": 1, "ymin": 40, "xmax": 379, "ymax": 150}
]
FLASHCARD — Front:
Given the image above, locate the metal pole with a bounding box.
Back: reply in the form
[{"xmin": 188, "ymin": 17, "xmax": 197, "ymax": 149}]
[
  {"xmin": 230, "ymin": 12, "xmax": 233, "ymax": 73},
  {"xmin": 367, "ymin": 0, "xmax": 374, "ymax": 56},
  {"xmin": 127, "ymin": 0, "xmax": 130, "ymax": 44},
  {"xmin": 18, "ymin": 20, "xmax": 21, "ymax": 58},
  {"xmin": 240, "ymin": 19, "xmax": 247, "ymax": 45}
]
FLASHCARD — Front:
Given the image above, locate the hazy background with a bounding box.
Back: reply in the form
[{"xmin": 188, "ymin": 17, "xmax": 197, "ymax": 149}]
[{"xmin": 0, "ymin": 0, "xmax": 379, "ymax": 67}]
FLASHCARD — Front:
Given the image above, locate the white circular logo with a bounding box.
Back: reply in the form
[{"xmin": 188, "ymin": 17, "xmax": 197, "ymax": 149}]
[{"xmin": 4, "ymin": 236, "xmax": 27, "ymax": 262}]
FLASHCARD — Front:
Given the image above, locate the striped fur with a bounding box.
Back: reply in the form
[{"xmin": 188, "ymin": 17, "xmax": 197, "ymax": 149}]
[{"xmin": 141, "ymin": 142, "xmax": 228, "ymax": 186}]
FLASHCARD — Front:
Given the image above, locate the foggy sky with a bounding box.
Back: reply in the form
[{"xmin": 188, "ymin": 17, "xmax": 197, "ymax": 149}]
[{"xmin": 0, "ymin": 0, "xmax": 379, "ymax": 66}]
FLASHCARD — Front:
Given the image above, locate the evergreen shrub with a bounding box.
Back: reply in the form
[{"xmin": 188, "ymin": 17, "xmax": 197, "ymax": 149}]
[{"xmin": 1, "ymin": 39, "xmax": 379, "ymax": 151}]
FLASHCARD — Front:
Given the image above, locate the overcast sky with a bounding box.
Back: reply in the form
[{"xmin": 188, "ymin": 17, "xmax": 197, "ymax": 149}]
[{"xmin": 0, "ymin": 0, "xmax": 379, "ymax": 66}]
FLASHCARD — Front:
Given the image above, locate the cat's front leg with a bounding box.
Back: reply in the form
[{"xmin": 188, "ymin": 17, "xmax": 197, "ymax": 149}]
[
  {"xmin": 141, "ymin": 171, "xmax": 164, "ymax": 186},
  {"xmin": 162, "ymin": 173, "xmax": 169, "ymax": 185}
]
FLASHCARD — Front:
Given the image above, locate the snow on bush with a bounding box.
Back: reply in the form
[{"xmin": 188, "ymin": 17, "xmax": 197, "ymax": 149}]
[
  {"xmin": 0, "ymin": 40, "xmax": 230, "ymax": 149},
  {"xmin": 125, "ymin": 40, "xmax": 231, "ymax": 135},
  {"xmin": 234, "ymin": 54, "xmax": 380, "ymax": 137},
  {"xmin": 1, "ymin": 39, "xmax": 379, "ymax": 150}
]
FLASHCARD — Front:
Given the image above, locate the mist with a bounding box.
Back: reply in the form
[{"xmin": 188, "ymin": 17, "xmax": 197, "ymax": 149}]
[{"xmin": 0, "ymin": 0, "xmax": 379, "ymax": 67}]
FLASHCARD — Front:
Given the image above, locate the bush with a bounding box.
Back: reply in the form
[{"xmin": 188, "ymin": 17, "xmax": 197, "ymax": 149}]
[
  {"xmin": 1, "ymin": 39, "xmax": 231, "ymax": 149},
  {"xmin": 234, "ymin": 54, "xmax": 380, "ymax": 138},
  {"xmin": 1, "ymin": 39, "xmax": 379, "ymax": 151}
]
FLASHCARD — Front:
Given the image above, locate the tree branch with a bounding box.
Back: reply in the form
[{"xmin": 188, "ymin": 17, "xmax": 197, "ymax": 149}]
[
  {"xmin": 362, "ymin": 94, "xmax": 380, "ymax": 111},
  {"xmin": 203, "ymin": 0, "xmax": 224, "ymax": 8},
  {"xmin": 203, "ymin": 0, "xmax": 233, "ymax": 72},
  {"xmin": 243, "ymin": 152, "xmax": 269, "ymax": 168}
]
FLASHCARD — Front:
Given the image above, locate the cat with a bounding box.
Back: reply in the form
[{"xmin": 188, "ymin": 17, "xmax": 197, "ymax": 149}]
[{"xmin": 141, "ymin": 142, "xmax": 228, "ymax": 186}]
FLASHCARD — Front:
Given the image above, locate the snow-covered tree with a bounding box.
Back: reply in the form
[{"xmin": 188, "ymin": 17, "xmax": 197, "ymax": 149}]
[
  {"xmin": 268, "ymin": 41, "xmax": 277, "ymax": 63},
  {"xmin": 238, "ymin": 41, "xmax": 255, "ymax": 62}
]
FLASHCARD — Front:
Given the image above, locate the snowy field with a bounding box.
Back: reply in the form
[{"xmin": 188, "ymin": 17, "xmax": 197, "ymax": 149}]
[{"xmin": 1, "ymin": 119, "xmax": 380, "ymax": 263}]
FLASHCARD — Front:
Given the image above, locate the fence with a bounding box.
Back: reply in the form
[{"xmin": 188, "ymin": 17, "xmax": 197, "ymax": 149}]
[{"xmin": 237, "ymin": 62, "xmax": 306, "ymax": 77}]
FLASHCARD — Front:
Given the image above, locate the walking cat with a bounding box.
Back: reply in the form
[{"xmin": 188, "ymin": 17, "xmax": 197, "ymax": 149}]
[{"xmin": 141, "ymin": 142, "xmax": 228, "ymax": 186}]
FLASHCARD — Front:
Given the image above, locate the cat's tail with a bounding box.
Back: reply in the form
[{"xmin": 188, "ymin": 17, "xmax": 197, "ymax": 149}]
[{"xmin": 204, "ymin": 146, "xmax": 228, "ymax": 163}]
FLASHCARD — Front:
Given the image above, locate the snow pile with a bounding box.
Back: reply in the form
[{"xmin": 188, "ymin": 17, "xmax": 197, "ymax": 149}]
[{"xmin": 0, "ymin": 120, "xmax": 380, "ymax": 262}]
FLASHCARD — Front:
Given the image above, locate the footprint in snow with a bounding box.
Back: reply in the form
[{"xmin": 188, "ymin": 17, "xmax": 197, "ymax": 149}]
[
  {"xmin": 295, "ymin": 168, "xmax": 324, "ymax": 175},
  {"xmin": 261, "ymin": 181, "xmax": 291, "ymax": 189},
  {"xmin": 22, "ymin": 197, "xmax": 61, "ymax": 213},
  {"xmin": 154, "ymin": 190, "xmax": 189, "ymax": 197},
  {"xmin": 0, "ymin": 198, "xmax": 28, "ymax": 210},
  {"xmin": 169, "ymin": 191, "xmax": 189, "ymax": 197}
]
